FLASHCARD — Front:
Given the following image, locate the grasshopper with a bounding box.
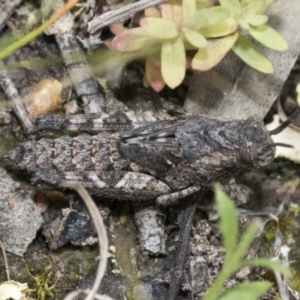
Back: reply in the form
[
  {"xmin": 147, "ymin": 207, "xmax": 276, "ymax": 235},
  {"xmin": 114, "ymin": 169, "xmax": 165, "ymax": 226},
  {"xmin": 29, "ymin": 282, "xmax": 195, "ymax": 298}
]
[{"xmin": 3, "ymin": 97, "xmax": 286, "ymax": 206}]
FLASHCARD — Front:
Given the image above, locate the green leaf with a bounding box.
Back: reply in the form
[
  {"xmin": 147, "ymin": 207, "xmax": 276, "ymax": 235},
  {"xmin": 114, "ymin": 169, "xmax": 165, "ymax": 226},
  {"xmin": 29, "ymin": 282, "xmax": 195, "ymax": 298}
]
[
  {"xmin": 219, "ymin": 0, "xmax": 241, "ymax": 10},
  {"xmin": 218, "ymin": 281, "xmax": 272, "ymax": 300},
  {"xmin": 241, "ymin": 0, "xmax": 251, "ymax": 5},
  {"xmin": 207, "ymin": 6, "xmax": 230, "ymax": 25},
  {"xmin": 219, "ymin": 0, "xmax": 242, "ymax": 16},
  {"xmin": 252, "ymin": 0, "xmax": 274, "ymax": 14},
  {"xmin": 249, "ymin": 25, "xmax": 288, "ymax": 51},
  {"xmin": 182, "ymin": 28, "xmax": 207, "ymax": 48},
  {"xmin": 215, "ymin": 185, "xmax": 238, "ymax": 258},
  {"xmin": 232, "ymin": 34, "xmax": 274, "ymax": 73},
  {"xmin": 233, "ymin": 220, "xmax": 260, "ymax": 261},
  {"xmin": 191, "ymin": 10, "xmax": 209, "ymax": 29},
  {"xmin": 161, "ymin": 3, "xmax": 183, "ymax": 25},
  {"xmin": 248, "ymin": 0, "xmax": 274, "ymax": 15},
  {"xmin": 192, "ymin": 32, "xmax": 238, "ymax": 71},
  {"xmin": 241, "ymin": 259, "xmax": 292, "ymax": 277},
  {"xmin": 193, "ymin": 6, "xmax": 229, "ymax": 27},
  {"xmin": 182, "ymin": 0, "xmax": 196, "ymax": 25},
  {"xmin": 238, "ymin": 19, "xmax": 250, "ymax": 30},
  {"xmin": 145, "ymin": 56, "xmax": 165, "ymax": 92},
  {"xmin": 200, "ymin": 18, "xmax": 238, "ymax": 38},
  {"xmin": 140, "ymin": 17, "xmax": 178, "ymax": 39},
  {"xmin": 161, "ymin": 3, "xmax": 174, "ymax": 20},
  {"xmin": 161, "ymin": 37, "xmax": 186, "ymax": 89},
  {"xmin": 196, "ymin": 0, "xmax": 212, "ymax": 9},
  {"xmin": 246, "ymin": 14, "xmax": 268, "ymax": 26},
  {"xmin": 110, "ymin": 27, "xmax": 156, "ymax": 52},
  {"xmin": 242, "ymin": 0, "xmax": 264, "ymax": 16}
]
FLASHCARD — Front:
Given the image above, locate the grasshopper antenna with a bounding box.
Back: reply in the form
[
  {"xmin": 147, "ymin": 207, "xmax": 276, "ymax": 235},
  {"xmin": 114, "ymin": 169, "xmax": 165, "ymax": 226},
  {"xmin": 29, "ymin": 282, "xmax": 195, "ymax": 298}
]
[
  {"xmin": 274, "ymin": 143, "xmax": 293, "ymax": 148},
  {"xmin": 269, "ymin": 106, "xmax": 300, "ymax": 135},
  {"xmin": 265, "ymin": 143, "xmax": 293, "ymax": 149}
]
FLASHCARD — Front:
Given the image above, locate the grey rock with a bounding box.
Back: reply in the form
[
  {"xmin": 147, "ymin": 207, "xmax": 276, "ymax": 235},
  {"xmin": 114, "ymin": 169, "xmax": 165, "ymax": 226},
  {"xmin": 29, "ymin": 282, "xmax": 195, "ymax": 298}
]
[{"xmin": 0, "ymin": 168, "xmax": 43, "ymax": 256}]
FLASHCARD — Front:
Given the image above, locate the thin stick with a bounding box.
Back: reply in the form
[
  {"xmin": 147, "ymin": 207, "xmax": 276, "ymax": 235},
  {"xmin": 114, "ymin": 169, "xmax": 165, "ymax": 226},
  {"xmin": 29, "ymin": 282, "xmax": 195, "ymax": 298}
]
[
  {"xmin": 0, "ymin": 239, "xmax": 10, "ymax": 281},
  {"xmin": 63, "ymin": 289, "xmax": 111, "ymax": 300},
  {"xmin": 63, "ymin": 184, "xmax": 108, "ymax": 300},
  {"xmin": 0, "ymin": 64, "xmax": 36, "ymax": 135},
  {"xmin": 88, "ymin": 0, "xmax": 167, "ymax": 34}
]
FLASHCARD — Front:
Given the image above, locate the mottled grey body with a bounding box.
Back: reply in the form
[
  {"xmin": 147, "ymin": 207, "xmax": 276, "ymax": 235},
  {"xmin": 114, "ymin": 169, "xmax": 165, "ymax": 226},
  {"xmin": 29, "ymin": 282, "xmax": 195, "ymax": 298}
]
[{"xmin": 3, "ymin": 104, "xmax": 276, "ymax": 205}]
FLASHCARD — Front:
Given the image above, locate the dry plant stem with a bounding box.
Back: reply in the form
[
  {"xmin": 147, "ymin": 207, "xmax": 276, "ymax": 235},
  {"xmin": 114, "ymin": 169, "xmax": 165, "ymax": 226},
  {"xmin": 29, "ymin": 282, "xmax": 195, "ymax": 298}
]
[
  {"xmin": 87, "ymin": 0, "xmax": 167, "ymax": 34},
  {"xmin": 63, "ymin": 184, "xmax": 108, "ymax": 300},
  {"xmin": 165, "ymin": 193, "xmax": 202, "ymax": 300},
  {"xmin": 275, "ymin": 270, "xmax": 289, "ymax": 300},
  {"xmin": 42, "ymin": 0, "xmax": 106, "ymax": 114},
  {"xmin": 55, "ymin": 33, "xmax": 106, "ymax": 113},
  {"xmin": 274, "ymin": 246, "xmax": 290, "ymax": 300},
  {"xmin": 0, "ymin": 239, "xmax": 10, "ymax": 281},
  {"xmin": 64, "ymin": 289, "xmax": 110, "ymax": 300},
  {"xmin": 0, "ymin": 67, "xmax": 36, "ymax": 135}
]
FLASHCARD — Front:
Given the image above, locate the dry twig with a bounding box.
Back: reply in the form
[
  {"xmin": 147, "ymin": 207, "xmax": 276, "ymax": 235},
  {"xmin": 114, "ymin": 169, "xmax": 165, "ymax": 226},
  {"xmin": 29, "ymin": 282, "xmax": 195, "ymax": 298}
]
[
  {"xmin": 0, "ymin": 239, "xmax": 10, "ymax": 281},
  {"xmin": 63, "ymin": 184, "xmax": 108, "ymax": 300},
  {"xmin": 87, "ymin": 0, "xmax": 167, "ymax": 34}
]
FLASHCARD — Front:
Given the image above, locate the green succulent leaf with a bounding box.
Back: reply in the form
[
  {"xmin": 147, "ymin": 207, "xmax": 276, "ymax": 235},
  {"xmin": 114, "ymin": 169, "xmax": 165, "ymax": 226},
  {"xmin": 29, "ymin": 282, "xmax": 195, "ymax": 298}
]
[
  {"xmin": 241, "ymin": 259, "xmax": 292, "ymax": 277},
  {"xmin": 191, "ymin": 10, "xmax": 209, "ymax": 29},
  {"xmin": 140, "ymin": 17, "xmax": 178, "ymax": 39},
  {"xmin": 145, "ymin": 56, "xmax": 165, "ymax": 92},
  {"xmin": 238, "ymin": 19, "xmax": 250, "ymax": 30},
  {"xmin": 256, "ymin": 0, "xmax": 274, "ymax": 14},
  {"xmin": 244, "ymin": 0, "xmax": 274, "ymax": 15},
  {"xmin": 249, "ymin": 25, "xmax": 288, "ymax": 51},
  {"xmin": 246, "ymin": 14, "xmax": 268, "ymax": 26},
  {"xmin": 218, "ymin": 281, "xmax": 272, "ymax": 300},
  {"xmin": 219, "ymin": 0, "xmax": 242, "ymax": 16},
  {"xmin": 160, "ymin": 3, "xmax": 174, "ymax": 20},
  {"xmin": 161, "ymin": 37, "xmax": 186, "ymax": 89},
  {"xmin": 241, "ymin": 0, "xmax": 251, "ymax": 5},
  {"xmin": 110, "ymin": 27, "xmax": 156, "ymax": 52},
  {"xmin": 214, "ymin": 185, "xmax": 238, "ymax": 258},
  {"xmin": 196, "ymin": 0, "xmax": 212, "ymax": 7},
  {"xmin": 182, "ymin": 28, "xmax": 207, "ymax": 48},
  {"xmin": 161, "ymin": 3, "xmax": 182, "ymax": 25},
  {"xmin": 182, "ymin": 0, "xmax": 196, "ymax": 25},
  {"xmin": 232, "ymin": 34, "xmax": 274, "ymax": 73},
  {"xmin": 193, "ymin": 6, "xmax": 229, "ymax": 28},
  {"xmin": 192, "ymin": 32, "xmax": 238, "ymax": 71},
  {"xmin": 207, "ymin": 6, "xmax": 230, "ymax": 25},
  {"xmin": 200, "ymin": 18, "xmax": 238, "ymax": 38}
]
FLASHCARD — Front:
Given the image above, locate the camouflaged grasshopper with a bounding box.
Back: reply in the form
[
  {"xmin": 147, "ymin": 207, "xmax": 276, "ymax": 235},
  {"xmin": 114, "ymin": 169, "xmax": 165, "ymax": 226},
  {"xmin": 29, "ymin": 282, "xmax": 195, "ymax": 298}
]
[{"xmin": 3, "ymin": 97, "xmax": 286, "ymax": 206}]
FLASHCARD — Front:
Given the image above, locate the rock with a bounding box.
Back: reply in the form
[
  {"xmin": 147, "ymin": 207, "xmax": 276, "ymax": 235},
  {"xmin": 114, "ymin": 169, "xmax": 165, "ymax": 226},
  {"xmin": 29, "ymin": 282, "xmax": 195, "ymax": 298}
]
[{"xmin": 0, "ymin": 168, "xmax": 43, "ymax": 256}]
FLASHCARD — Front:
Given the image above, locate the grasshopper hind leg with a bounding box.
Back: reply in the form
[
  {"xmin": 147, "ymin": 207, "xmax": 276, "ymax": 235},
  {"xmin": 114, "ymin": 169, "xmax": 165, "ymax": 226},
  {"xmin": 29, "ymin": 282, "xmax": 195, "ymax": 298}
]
[{"xmin": 32, "ymin": 169, "xmax": 172, "ymax": 201}]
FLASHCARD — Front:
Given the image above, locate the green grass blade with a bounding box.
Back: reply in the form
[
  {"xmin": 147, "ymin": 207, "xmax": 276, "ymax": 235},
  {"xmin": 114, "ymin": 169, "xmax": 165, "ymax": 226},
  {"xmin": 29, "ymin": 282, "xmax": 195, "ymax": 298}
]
[
  {"xmin": 0, "ymin": 0, "xmax": 79, "ymax": 60},
  {"xmin": 218, "ymin": 281, "xmax": 272, "ymax": 300},
  {"xmin": 215, "ymin": 185, "xmax": 238, "ymax": 258}
]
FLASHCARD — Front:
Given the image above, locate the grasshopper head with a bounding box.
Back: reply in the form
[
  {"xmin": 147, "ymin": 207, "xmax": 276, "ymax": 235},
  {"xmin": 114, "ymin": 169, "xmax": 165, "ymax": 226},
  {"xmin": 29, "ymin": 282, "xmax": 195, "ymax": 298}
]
[{"xmin": 238, "ymin": 118, "xmax": 275, "ymax": 169}]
